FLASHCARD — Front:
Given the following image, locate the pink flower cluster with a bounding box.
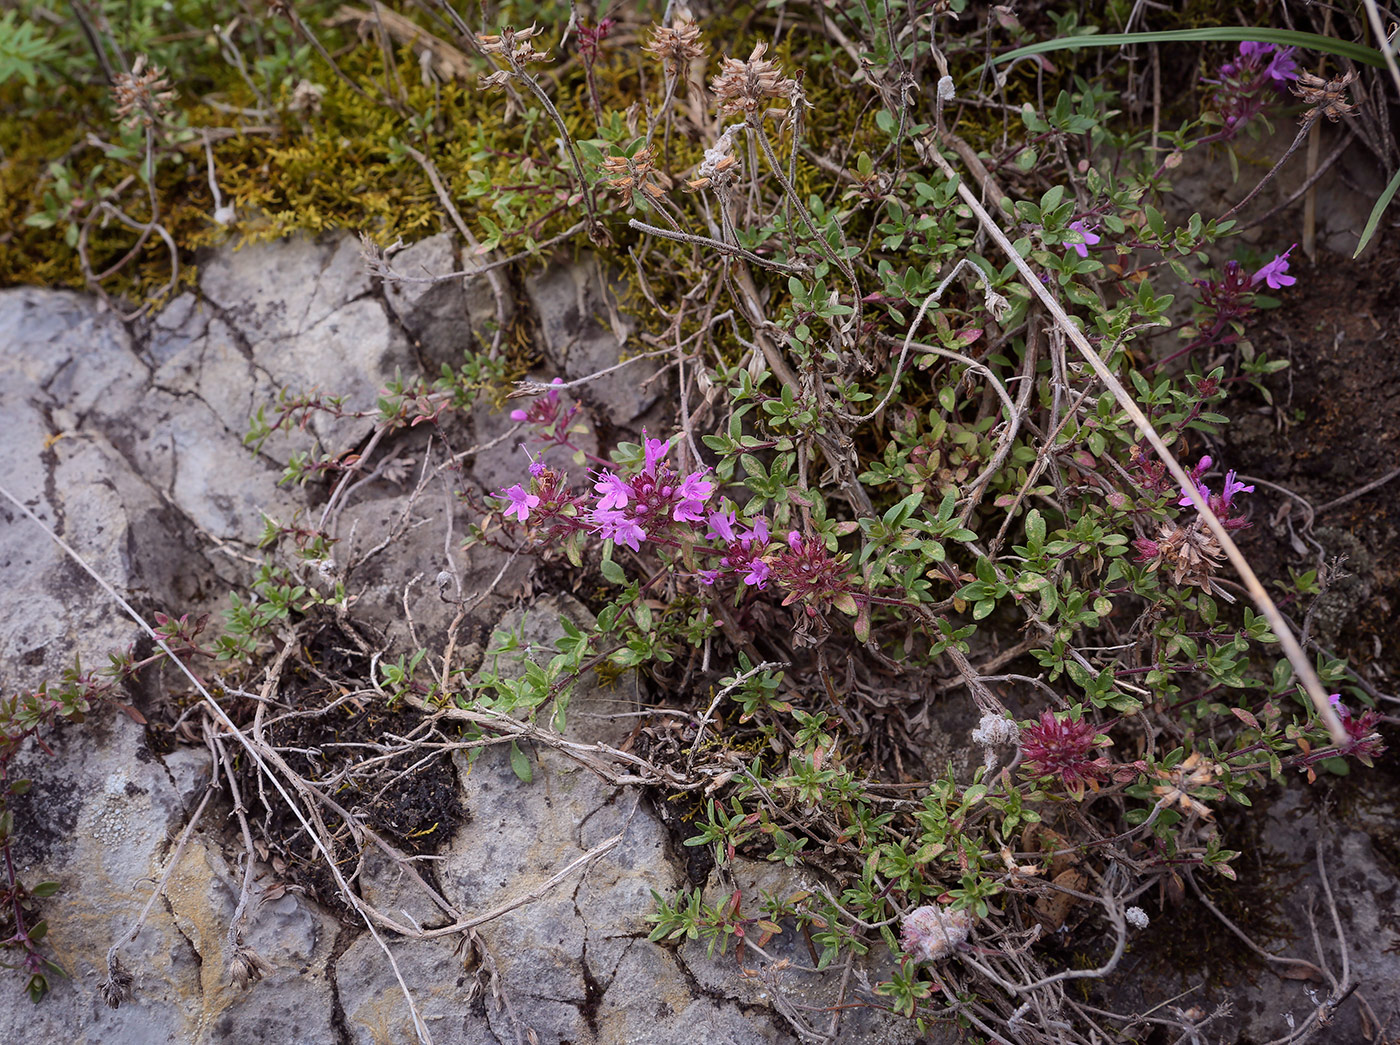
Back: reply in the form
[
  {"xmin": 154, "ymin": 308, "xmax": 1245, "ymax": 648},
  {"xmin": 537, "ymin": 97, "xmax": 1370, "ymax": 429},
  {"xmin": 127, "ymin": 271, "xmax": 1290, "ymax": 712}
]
[
  {"xmin": 498, "ymin": 431, "xmax": 724, "ymax": 554},
  {"xmin": 1207, "ymin": 41, "xmax": 1300, "ymax": 137},
  {"xmin": 495, "ymin": 433, "xmax": 865, "ymax": 627},
  {"xmin": 1020, "ymin": 711, "xmax": 1143, "ymax": 798},
  {"xmin": 589, "ymin": 434, "xmax": 715, "ymax": 551},
  {"xmin": 1329, "ymin": 694, "xmax": 1386, "ymax": 767},
  {"xmin": 773, "ymin": 531, "xmax": 856, "ymax": 616},
  {"xmin": 1020, "ymin": 710, "xmax": 1112, "ymax": 796},
  {"xmin": 700, "ymin": 512, "xmax": 772, "ymax": 588},
  {"xmin": 1175, "ymin": 455, "xmax": 1254, "ymax": 527}
]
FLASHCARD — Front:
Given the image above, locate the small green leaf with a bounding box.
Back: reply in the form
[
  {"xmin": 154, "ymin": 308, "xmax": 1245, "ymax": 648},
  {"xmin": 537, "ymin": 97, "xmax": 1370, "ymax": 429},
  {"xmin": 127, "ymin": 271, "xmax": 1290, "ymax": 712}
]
[
  {"xmin": 1353, "ymin": 165, "xmax": 1400, "ymax": 259},
  {"xmin": 599, "ymin": 557, "xmax": 626, "ymax": 585},
  {"xmin": 509, "ymin": 741, "xmax": 533, "ymax": 783},
  {"xmin": 1025, "ymin": 508, "xmax": 1046, "ymax": 546}
]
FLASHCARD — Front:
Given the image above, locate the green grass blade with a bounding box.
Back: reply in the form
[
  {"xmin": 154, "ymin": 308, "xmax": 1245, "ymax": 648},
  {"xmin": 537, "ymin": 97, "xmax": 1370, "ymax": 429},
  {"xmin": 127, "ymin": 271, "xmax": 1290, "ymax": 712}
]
[
  {"xmin": 1353, "ymin": 166, "xmax": 1400, "ymax": 258},
  {"xmin": 988, "ymin": 28, "xmax": 1386, "ymax": 71}
]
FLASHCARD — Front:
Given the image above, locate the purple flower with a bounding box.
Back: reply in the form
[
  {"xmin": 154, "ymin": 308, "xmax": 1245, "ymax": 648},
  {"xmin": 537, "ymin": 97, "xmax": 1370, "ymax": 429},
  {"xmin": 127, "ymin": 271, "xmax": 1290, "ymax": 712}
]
[
  {"xmin": 593, "ymin": 508, "xmax": 646, "ymax": 551},
  {"xmin": 1221, "ymin": 470, "xmax": 1254, "ymax": 505},
  {"xmin": 1177, "ymin": 457, "xmax": 1213, "ymax": 507},
  {"xmin": 674, "ymin": 471, "xmax": 715, "ymax": 522},
  {"xmin": 1178, "ymin": 482, "xmax": 1212, "ymax": 508},
  {"xmin": 1065, "ymin": 220, "xmax": 1101, "ymax": 259},
  {"xmin": 1234, "ymin": 42, "xmax": 1298, "ymax": 84},
  {"xmin": 1265, "ymin": 47, "xmax": 1299, "ymax": 84},
  {"xmin": 701, "ymin": 513, "xmax": 774, "ymax": 590},
  {"xmin": 742, "ymin": 517, "xmax": 769, "ymax": 544},
  {"xmin": 642, "ymin": 431, "xmax": 671, "ymax": 476},
  {"xmin": 1208, "ymin": 43, "xmax": 1298, "ymax": 139},
  {"xmin": 1173, "ymin": 455, "xmax": 1255, "ymax": 529},
  {"xmin": 743, "ymin": 560, "xmax": 772, "ymax": 587},
  {"xmin": 1252, "ymin": 245, "xmax": 1296, "ymax": 290},
  {"xmin": 706, "ymin": 510, "xmax": 737, "ymax": 543},
  {"xmin": 502, "ymin": 484, "xmax": 540, "ymax": 522},
  {"xmin": 594, "ymin": 471, "xmax": 630, "ymax": 511}
]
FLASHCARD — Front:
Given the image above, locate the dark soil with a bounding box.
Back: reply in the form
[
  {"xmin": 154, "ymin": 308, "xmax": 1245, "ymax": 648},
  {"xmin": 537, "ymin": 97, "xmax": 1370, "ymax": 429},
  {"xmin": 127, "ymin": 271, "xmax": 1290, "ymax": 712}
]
[
  {"xmin": 1224, "ymin": 235, "xmax": 1400, "ymax": 686},
  {"xmin": 219, "ymin": 619, "xmax": 468, "ymax": 918},
  {"xmin": 1110, "ymin": 229, "xmax": 1400, "ymax": 1043}
]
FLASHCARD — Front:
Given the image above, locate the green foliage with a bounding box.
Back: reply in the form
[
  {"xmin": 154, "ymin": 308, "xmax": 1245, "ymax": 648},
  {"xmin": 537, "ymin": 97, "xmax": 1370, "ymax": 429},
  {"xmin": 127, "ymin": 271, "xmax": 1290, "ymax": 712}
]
[
  {"xmin": 0, "ymin": 11, "xmax": 61, "ymax": 86},
  {"xmin": 5, "ymin": 0, "xmax": 1387, "ymax": 1034}
]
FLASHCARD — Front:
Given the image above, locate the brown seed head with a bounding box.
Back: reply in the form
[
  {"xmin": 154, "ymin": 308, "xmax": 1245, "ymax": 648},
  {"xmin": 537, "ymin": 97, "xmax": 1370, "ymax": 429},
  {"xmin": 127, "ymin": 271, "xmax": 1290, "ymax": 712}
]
[
  {"xmin": 1292, "ymin": 69, "xmax": 1358, "ymax": 123},
  {"xmin": 1143, "ymin": 518, "xmax": 1223, "ymax": 590},
  {"xmin": 112, "ymin": 55, "xmax": 176, "ymax": 129},
  {"xmin": 229, "ymin": 945, "xmax": 275, "ymax": 990},
  {"xmin": 99, "ymin": 956, "xmax": 134, "ymax": 1009},
  {"xmin": 710, "ymin": 41, "xmax": 797, "ymax": 117},
  {"xmin": 478, "ymin": 23, "xmax": 550, "ymax": 62},
  {"xmin": 478, "ymin": 23, "xmax": 551, "ymax": 88},
  {"xmin": 601, "ymin": 146, "xmax": 668, "ymax": 206},
  {"xmin": 645, "ymin": 19, "xmax": 705, "ymax": 74},
  {"xmin": 1151, "ymin": 751, "xmax": 1218, "ymax": 820}
]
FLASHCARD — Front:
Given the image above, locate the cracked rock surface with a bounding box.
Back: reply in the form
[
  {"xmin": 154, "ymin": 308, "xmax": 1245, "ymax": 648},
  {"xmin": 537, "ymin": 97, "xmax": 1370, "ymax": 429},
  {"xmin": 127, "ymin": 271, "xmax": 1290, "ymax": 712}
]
[{"xmin": 0, "ymin": 232, "xmax": 910, "ymax": 1045}]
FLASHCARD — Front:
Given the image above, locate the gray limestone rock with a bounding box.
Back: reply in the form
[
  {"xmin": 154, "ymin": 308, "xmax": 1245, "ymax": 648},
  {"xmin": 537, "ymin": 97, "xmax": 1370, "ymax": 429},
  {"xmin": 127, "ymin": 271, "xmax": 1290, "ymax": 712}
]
[
  {"xmin": 378, "ymin": 232, "xmax": 507, "ymax": 370},
  {"xmin": 423, "ymin": 595, "xmax": 794, "ymax": 1045},
  {"xmin": 525, "ymin": 256, "xmax": 663, "ymax": 423},
  {"xmin": 2, "ymin": 711, "xmax": 342, "ymax": 1045},
  {"xmin": 198, "ymin": 233, "xmax": 414, "ymax": 461}
]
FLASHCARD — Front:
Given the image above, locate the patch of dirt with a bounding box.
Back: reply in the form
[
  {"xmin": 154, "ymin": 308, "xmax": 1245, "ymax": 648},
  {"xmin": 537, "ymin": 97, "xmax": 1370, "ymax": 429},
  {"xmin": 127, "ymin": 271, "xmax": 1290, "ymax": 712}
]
[
  {"xmin": 1224, "ymin": 235, "xmax": 1400, "ymax": 685},
  {"xmin": 220, "ymin": 618, "xmax": 468, "ymax": 918}
]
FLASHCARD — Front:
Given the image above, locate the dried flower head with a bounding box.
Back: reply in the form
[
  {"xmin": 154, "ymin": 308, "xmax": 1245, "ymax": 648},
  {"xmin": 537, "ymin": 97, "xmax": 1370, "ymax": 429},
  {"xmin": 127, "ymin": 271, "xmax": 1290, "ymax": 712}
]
[
  {"xmin": 1020, "ymin": 710, "xmax": 1111, "ymax": 796},
  {"xmin": 229, "ymin": 945, "xmax": 275, "ymax": 990},
  {"xmin": 900, "ymin": 905, "xmax": 974, "ymax": 961},
  {"xmin": 478, "ymin": 24, "xmax": 551, "ymax": 89},
  {"xmin": 601, "ymin": 146, "xmax": 669, "ymax": 206},
  {"xmin": 1137, "ymin": 517, "xmax": 1225, "ymax": 589},
  {"xmin": 1293, "ymin": 69, "xmax": 1358, "ymax": 123},
  {"xmin": 1152, "ymin": 751, "xmax": 1219, "ymax": 820},
  {"xmin": 288, "ymin": 78, "xmax": 326, "ymax": 114},
  {"xmin": 646, "ymin": 18, "xmax": 705, "ymax": 75},
  {"xmin": 478, "ymin": 23, "xmax": 548, "ymax": 59},
  {"xmin": 112, "ymin": 55, "xmax": 176, "ymax": 129},
  {"xmin": 687, "ymin": 126, "xmax": 742, "ymax": 191},
  {"xmin": 971, "ymin": 711, "xmax": 1020, "ymax": 748},
  {"xmin": 99, "ymin": 955, "xmax": 134, "ymax": 1009},
  {"xmin": 710, "ymin": 41, "xmax": 797, "ymax": 118}
]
